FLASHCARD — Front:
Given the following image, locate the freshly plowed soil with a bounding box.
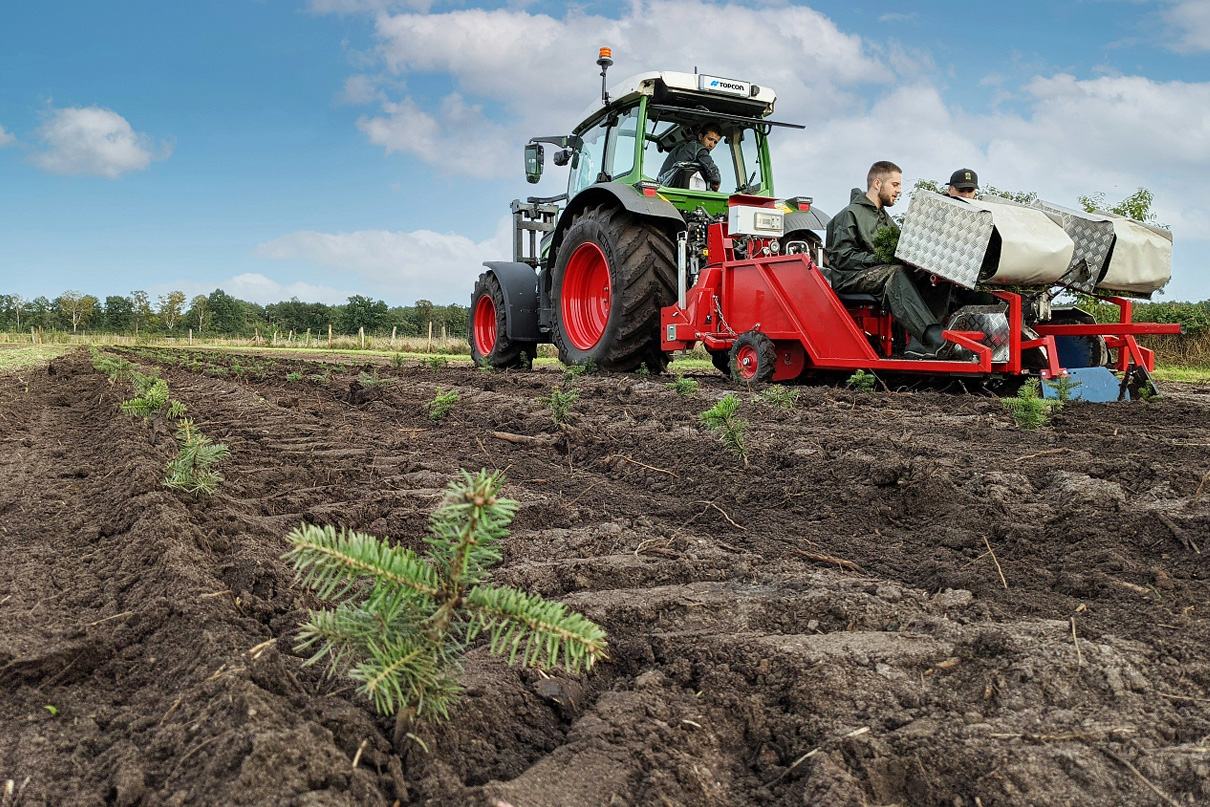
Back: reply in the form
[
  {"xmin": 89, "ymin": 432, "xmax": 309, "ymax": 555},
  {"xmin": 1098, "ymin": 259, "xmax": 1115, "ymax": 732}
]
[{"xmin": 2, "ymin": 347, "xmax": 1209, "ymax": 807}]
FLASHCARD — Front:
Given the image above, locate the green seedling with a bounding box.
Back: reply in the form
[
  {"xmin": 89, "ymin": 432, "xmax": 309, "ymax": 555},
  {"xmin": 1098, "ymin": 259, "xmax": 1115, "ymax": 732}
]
[
  {"xmin": 563, "ymin": 358, "xmax": 596, "ymax": 381},
  {"xmin": 390, "ymin": 353, "xmax": 407, "ymax": 368},
  {"xmin": 667, "ymin": 375, "xmax": 699, "ymax": 397},
  {"xmin": 167, "ymin": 400, "xmax": 188, "ymax": 419},
  {"xmin": 700, "ymin": 394, "xmax": 749, "ymax": 467},
  {"xmin": 358, "ymin": 371, "xmax": 397, "ymax": 390},
  {"xmin": 538, "ymin": 387, "xmax": 579, "ymax": 427},
  {"xmin": 284, "ymin": 470, "xmax": 607, "ymax": 723},
  {"xmin": 1044, "ymin": 374, "xmax": 1083, "ymax": 403},
  {"xmin": 1002, "ymin": 379, "xmax": 1061, "ymax": 429},
  {"xmin": 872, "ymin": 224, "xmax": 901, "ymax": 264},
  {"xmin": 846, "ymin": 370, "xmax": 876, "ymax": 392},
  {"xmin": 425, "ymin": 355, "xmax": 448, "ymax": 370},
  {"xmin": 44, "ymin": 705, "xmax": 58, "ymax": 717},
  {"xmin": 286, "ymin": 372, "xmax": 303, "ymax": 382},
  {"xmin": 163, "ymin": 419, "xmax": 231, "ymax": 497},
  {"xmin": 635, "ymin": 364, "xmax": 650, "ymax": 377},
  {"xmin": 120, "ymin": 372, "xmax": 170, "ymax": 418},
  {"xmin": 425, "ymin": 388, "xmax": 459, "ymax": 421},
  {"xmin": 760, "ymin": 385, "xmax": 799, "ymax": 409}
]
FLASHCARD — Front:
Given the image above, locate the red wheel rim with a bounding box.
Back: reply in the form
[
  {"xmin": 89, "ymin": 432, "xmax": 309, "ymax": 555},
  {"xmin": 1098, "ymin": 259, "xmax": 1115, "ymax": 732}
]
[
  {"xmin": 473, "ymin": 294, "xmax": 497, "ymax": 356},
  {"xmin": 561, "ymin": 242, "xmax": 611, "ymax": 350},
  {"xmin": 735, "ymin": 344, "xmax": 759, "ymax": 379}
]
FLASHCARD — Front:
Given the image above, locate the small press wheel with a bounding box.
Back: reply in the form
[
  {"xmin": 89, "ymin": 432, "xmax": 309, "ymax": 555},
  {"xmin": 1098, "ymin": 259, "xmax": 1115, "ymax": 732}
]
[{"xmin": 730, "ymin": 331, "xmax": 777, "ymax": 384}]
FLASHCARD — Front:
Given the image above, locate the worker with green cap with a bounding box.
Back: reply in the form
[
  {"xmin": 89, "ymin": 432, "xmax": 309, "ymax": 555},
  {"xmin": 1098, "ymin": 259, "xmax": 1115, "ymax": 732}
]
[{"xmin": 825, "ymin": 160, "xmax": 952, "ymax": 358}]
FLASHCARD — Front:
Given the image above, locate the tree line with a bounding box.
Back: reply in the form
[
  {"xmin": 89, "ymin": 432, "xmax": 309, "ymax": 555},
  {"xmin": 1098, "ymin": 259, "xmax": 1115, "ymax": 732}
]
[{"xmin": 0, "ymin": 289, "xmax": 470, "ymax": 338}]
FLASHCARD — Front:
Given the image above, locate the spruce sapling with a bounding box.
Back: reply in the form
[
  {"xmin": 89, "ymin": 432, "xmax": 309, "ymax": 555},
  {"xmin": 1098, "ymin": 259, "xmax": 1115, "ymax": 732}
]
[
  {"xmin": 846, "ymin": 369, "xmax": 876, "ymax": 392},
  {"xmin": 284, "ymin": 469, "xmax": 608, "ymax": 723},
  {"xmin": 699, "ymin": 394, "xmax": 749, "ymax": 467},
  {"xmin": 667, "ymin": 375, "xmax": 699, "ymax": 396},
  {"xmin": 163, "ymin": 419, "xmax": 231, "ymax": 496},
  {"xmin": 1002, "ymin": 379, "xmax": 1060, "ymax": 429},
  {"xmin": 425, "ymin": 388, "xmax": 459, "ymax": 421},
  {"xmin": 120, "ymin": 372, "xmax": 170, "ymax": 418},
  {"xmin": 538, "ymin": 387, "xmax": 579, "ymax": 427}
]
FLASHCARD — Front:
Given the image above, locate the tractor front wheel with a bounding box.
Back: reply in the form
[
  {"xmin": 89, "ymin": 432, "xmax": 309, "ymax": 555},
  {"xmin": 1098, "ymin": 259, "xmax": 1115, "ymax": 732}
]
[
  {"xmin": 469, "ymin": 272, "xmax": 534, "ymax": 369},
  {"xmin": 730, "ymin": 331, "xmax": 777, "ymax": 384},
  {"xmin": 550, "ymin": 204, "xmax": 676, "ymax": 372}
]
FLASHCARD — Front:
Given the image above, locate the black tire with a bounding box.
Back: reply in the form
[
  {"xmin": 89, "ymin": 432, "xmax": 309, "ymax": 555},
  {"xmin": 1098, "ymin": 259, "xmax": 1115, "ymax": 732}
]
[
  {"xmin": 729, "ymin": 331, "xmax": 777, "ymax": 384},
  {"xmin": 469, "ymin": 272, "xmax": 534, "ymax": 369},
  {"xmin": 550, "ymin": 204, "xmax": 676, "ymax": 372},
  {"xmin": 782, "ymin": 229, "xmax": 824, "ymax": 264},
  {"xmin": 709, "ymin": 349, "xmax": 732, "ymax": 376}
]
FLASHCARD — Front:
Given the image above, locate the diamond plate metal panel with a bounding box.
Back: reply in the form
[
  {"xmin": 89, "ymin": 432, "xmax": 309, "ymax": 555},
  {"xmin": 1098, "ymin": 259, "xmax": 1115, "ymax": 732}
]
[
  {"xmin": 947, "ymin": 304, "xmax": 1010, "ymax": 363},
  {"xmin": 1032, "ymin": 200, "xmax": 1114, "ymax": 292},
  {"xmin": 895, "ymin": 191, "xmax": 993, "ymax": 289}
]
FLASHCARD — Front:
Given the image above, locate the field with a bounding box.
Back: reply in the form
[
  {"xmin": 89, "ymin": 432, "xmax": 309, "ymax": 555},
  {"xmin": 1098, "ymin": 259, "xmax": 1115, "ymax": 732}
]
[{"xmin": 2, "ymin": 346, "xmax": 1209, "ymax": 806}]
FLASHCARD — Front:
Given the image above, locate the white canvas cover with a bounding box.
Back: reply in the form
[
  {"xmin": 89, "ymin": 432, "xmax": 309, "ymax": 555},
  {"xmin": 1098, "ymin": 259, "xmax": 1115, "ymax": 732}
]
[
  {"xmin": 967, "ymin": 197, "xmax": 1074, "ymax": 286},
  {"xmin": 1098, "ymin": 213, "xmax": 1172, "ymax": 295}
]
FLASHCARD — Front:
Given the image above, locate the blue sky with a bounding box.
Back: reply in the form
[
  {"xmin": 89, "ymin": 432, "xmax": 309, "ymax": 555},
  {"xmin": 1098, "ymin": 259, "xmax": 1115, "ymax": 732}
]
[{"xmin": 2, "ymin": 0, "xmax": 1208, "ymax": 306}]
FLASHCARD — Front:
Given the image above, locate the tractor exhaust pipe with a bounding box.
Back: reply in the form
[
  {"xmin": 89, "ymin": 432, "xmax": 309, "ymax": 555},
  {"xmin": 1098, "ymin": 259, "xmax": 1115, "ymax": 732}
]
[{"xmin": 677, "ymin": 231, "xmax": 688, "ymax": 308}]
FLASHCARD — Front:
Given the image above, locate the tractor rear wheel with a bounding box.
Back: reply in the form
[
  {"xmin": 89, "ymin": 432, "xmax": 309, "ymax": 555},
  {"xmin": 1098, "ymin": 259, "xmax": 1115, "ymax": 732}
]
[
  {"xmin": 550, "ymin": 204, "xmax": 676, "ymax": 372},
  {"xmin": 469, "ymin": 272, "xmax": 534, "ymax": 369},
  {"xmin": 730, "ymin": 331, "xmax": 777, "ymax": 384}
]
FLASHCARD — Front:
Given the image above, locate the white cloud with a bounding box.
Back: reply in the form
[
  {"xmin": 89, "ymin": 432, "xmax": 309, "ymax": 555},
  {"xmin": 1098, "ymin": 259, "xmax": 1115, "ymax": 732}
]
[
  {"xmin": 253, "ymin": 218, "xmax": 511, "ymax": 304},
  {"xmin": 332, "ymin": 2, "xmax": 890, "ymax": 178},
  {"xmin": 1164, "ymin": 0, "xmax": 1210, "ymax": 52},
  {"xmin": 338, "ymin": 74, "xmax": 386, "ymax": 105},
  {"xmin": 33, "ymin": 106, "xmax": 171, "ymax": 178},
  {"xmin": 0, "ymin": 124, "xmax": 16, "ymax": 148},
  {"xmin": 357, "ymin": 94, "xmax": 514, "ymax": 178}
]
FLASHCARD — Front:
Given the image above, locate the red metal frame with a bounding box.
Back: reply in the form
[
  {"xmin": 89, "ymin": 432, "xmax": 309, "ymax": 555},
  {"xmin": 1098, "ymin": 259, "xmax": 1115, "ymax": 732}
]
[{"xmin": 661, "ymin": 220, "xmax": 1181, "ymax": 382}]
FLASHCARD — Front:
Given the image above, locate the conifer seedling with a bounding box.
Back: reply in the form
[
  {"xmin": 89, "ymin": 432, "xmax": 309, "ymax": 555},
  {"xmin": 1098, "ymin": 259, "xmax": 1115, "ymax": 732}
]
[
  {"xmin": 700, "ymin": 394, "xmax": 749, "ymax": 467},
  {"xmin": 284, "ymin": 470, "xmax": 608, "ymax": 725},
  {"xmin": 425, "ymin": 388, "xmax": 459, "ymax": 421},
  {"xmin": 538, "ymin": 387, "xmax": 579, "ymax": 427}
]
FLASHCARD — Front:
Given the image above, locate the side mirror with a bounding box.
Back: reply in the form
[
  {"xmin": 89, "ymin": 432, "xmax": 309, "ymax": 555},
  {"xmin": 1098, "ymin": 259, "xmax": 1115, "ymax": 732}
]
[
  {"xmin": 524, "ymin": 143, "xmax": 544, "ymax": 184},
  {"xmin": 552, "ymin": 148, "xmax": 572, "ymax": 167}
]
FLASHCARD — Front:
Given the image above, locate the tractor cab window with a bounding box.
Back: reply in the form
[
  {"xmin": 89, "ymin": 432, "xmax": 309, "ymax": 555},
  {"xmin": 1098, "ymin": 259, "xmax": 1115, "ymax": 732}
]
[
  {"xmin": 569, "ymin": 120, "xmax": 609, "ymax": 199},
  {"xmin": 607, "ymin": 106, "xmax": 640, "ymax": 180},
  {"xmin": 644, "ymin": 116, "xmax": 762, "ymax": 194}
]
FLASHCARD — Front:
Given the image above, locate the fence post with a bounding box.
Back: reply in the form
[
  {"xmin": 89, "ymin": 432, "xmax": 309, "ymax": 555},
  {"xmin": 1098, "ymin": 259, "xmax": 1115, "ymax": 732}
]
[
  {"xmin": 31, "ymin": 327, "xmax": 36, "ymax": 344},
  {"xmin": 359, "ymin": 326, "xmax": 365, "ymax": 349},
  {"xmin": 189, "ymin": 328, "xmax": 193, "ymax": 345},
  {"xmin": 305, "ymin": 328, "xmax": 310, "ymax": 347},
  {"xmin": 427, "ymin": 321, "xmax": 433, "ymax": 354},
  {"xmin": 328, "ymin": 324, "xmax": 333, "ymax": 349},
  {"xmin": 391, "ymin": 326, "xmax": 396, "ymax": 349}
]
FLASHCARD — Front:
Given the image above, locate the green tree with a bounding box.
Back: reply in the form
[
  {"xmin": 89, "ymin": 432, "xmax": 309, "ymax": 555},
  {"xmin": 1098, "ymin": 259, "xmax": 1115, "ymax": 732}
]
[
  {"xmin": 207, "ymin": 289, "xmax": 244, "ymax": 334},
  {"xmin": 186, "ymin": 294, "xmax": 211, "ymax": 332},
  {"xmin": 28, "ymin": 296, "xmax": 53, "ymax": 329},
  {"xmin": 1, "ymin": 294, "xmax": 27, "ymax": 330},
  {"xmin": 1078, "ymin": 188, "xmax": 1166, "ymax": 229},
  {"xmin": 158, "ymin": 291, "xmax": 187, "ymax": 331},
  {"xmin": 104, "ymin": 295, "xmax": 134, "ymax": 332},
  {"xmin": 55, "ymin": 291, "xmax": 97, "ymax": 333},
  {"xmin": 339, "ymin": 295, "xmax": 389, "ymax": 334},
  {"xmin": 131, "ymin": 290, "xmax": 155, "ymax": 333}
]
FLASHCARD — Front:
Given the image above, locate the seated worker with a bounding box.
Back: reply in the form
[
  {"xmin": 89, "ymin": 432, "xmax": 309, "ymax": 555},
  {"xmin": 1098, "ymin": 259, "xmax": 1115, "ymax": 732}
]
[
  {"xmin": 824, "ymin": 160, "xmax": 952, "ymax": 359},
  {"xmin": 657, "ymin": 122, "xmax": 722, "ymax": 192},
  {"xmin": 946, "ymin": 168, "xmax": 978, "ymax": 199}
]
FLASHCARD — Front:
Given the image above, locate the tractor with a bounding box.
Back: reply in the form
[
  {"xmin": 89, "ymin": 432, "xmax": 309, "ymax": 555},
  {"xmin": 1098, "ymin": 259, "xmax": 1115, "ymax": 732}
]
[
  {"xmin": 469, "ymin": 48, "xmax": 824, "ymax": 373},
  {"xmin": 469, "ymin": 50, "xmax": 1181, "ymax": 401}
]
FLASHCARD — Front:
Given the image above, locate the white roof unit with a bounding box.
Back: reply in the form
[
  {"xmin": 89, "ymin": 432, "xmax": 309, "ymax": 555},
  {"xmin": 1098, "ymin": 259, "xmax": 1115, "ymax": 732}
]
[{"xmin": 575, "ymin": 71, "xmax": 778, "ymax": 131}]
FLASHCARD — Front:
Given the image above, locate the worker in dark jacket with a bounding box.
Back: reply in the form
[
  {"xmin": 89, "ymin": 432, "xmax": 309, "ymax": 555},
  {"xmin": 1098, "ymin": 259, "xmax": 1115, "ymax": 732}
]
[
  {"xmin": 825, "ymin": 160, "xmax": 950, "ymax": 358},
  {"xmin": 658, "ymin": 123, "xmax": 722, "ymax": 191}
]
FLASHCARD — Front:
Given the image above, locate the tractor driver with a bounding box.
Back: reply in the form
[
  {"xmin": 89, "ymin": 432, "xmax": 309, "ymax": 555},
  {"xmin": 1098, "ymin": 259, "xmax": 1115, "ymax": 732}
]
[
  {"xmin": 658, "ymin": 122, "xmax": 723, "ymax": 192},
  {"xmin": 825, "ymin": 160, "xmax": 952, "ymax": 359},
  {"xmin": 946, "ymin": 168, "xmax": 979, "ymax": 199}
]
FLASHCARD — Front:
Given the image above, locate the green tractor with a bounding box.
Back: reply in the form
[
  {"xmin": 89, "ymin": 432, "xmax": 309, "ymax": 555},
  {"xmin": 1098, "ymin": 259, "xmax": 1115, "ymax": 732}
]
[{"xmin": 469, "ymin": 49, "xmax": 826, "ymax": 371}]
